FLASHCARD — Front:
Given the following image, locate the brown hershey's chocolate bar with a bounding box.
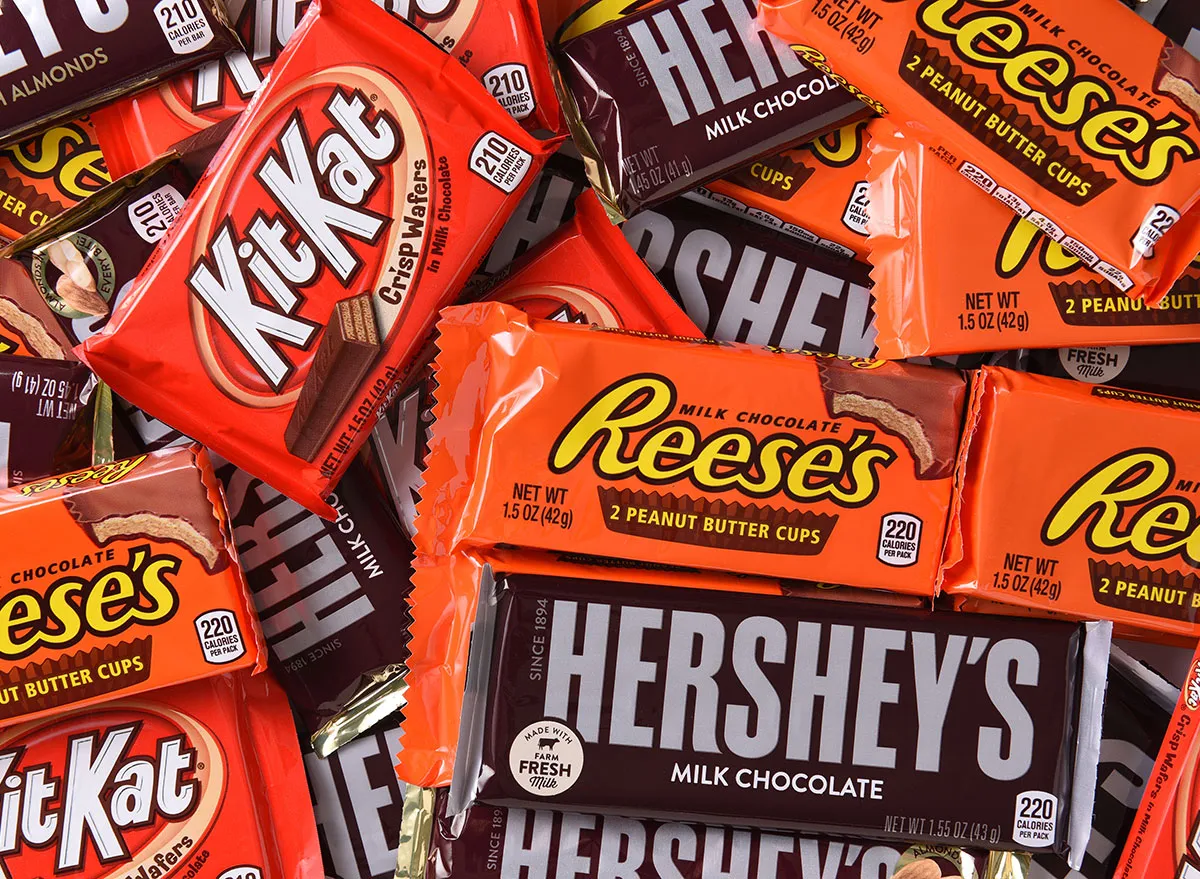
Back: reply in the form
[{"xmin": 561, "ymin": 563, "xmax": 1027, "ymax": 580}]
[
  {"xmin": 450, "ymin": 572, "xmax": 1110, "ymax": 867},
  {"xmin": 286, "ymin": 294, "xmax": 380, "ymax": 462}
]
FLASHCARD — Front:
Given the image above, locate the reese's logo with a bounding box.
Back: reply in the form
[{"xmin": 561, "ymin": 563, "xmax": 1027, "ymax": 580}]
[
  {"xmin": 548, "ymin": 374, "xmax": 896, "ymax": 507},
  {"xmin": 0, "ymin": 546, "xmax": 180, "ymax": 661},
  {"xmin": 1042, "ymin": 448, "xmax": 1200, "ymax": 566},
  {"xmin": 917, "ymin": 0, "xmax": 1198, "ymax": 188}
]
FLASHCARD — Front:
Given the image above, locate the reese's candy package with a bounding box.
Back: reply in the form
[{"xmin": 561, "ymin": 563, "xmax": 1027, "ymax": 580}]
[
  {"xmin": 373, "ymin": 189, "xmax": 700, "ymax": 535},
  {"xmin": 0, "ymin": 354, "xmax": 93, "ymax": 486},
  {"xmin": 941, "ymin": 366, "xmax": 1200, "ymax": 640},
  {"xmin": 92, "ymin": 0, "xmax": 561, "ymax": 180},
  {"xmin": 1116, "ymin": 649, "xmax": 1200, "ymax": 878},
  {"xmin": 760, "ymin": 0, "xmax": 1200, "ymax": 305},
  {"xmin": 0, "ymin": 445, "xmax": 265, "ymax": 724},
  {"xmin": 438, "ymin": 572, "xmax": 1108, "ymax": 865},
  {"xmin": 623, "ymin": 193, "xmax": 877, "ymax": 357},
  {"xmin": 308, "ymin": 717, "xmax": 405, "ymax": 879},
  {"xmin": 422, "ymin": 301, "xmax": 964, "ymax": 597},
  {"xmin": 220, "ymin": 459, "xmax": 412, "ymax": 751},
  {"xmin": 700, "ymin": 117, "xmax": 873, "ymax": 259},
  {"xmin": 0, "ymin": 0, "xmax": 243, "ymax": 148},
  {"xmin": 0, "ymin": 256, "xmax": 77, "ymax": 360},
  {"xmin": 0, "ymin": 118, "xmax": 110, "ymax": 246},
  {"xmin": 0, "ymin": 670, "xmax": 321, "ymax": 879},
  {"xmin": 79, "ymin": 0, "xmax": 560, "ymax": 517},
  {"xmin": 552, "ymin": 0, "xmax": 872, "ymax": 219},
  {"xmin": 868, "ymin": 122, "xmax": 1200, "ymax": 358},
  {"xmin": 398, "ymin": 786, "xmax": 1021, "ymax": 879}
]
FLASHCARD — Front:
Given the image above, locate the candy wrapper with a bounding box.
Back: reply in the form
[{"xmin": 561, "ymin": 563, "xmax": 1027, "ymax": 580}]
[
  {"xmin": 624, "ymin": 193, "xmax": 876, "ymax": 356},
  {"xmin": 942, "ymin": 366, "xmax": 1200, "ymax": 640},
  {"xmin": 701, "ymin": 117, "xmax": 873, "ymax": 259},
  {"xmin": 760, "ymin": 0, "xmax": 1200, "ymax": 305},
  {"xmin": 79, "ymin": 0, "xmax": 561, "ymax": 517},
  {"xmin": 0, "ymin": 353, "xmax": 92, "ymax": 485},
  {"xmin": 92, "ymin": 0, "xmax": 561, "ymax": 179},
  {"xmin": 0, "ymin": 0, "xmax": 243, "ymax": 147},
  {"xmin": 308, "ymin": 717, "xmax": 406, "ymax": 879},
  {"xmin": 867, "ymin": 122, "xmax": 1200, "ymax": 358},
  {"xmin": 0, "ymin": 671, "xmax": 322, "ymax": 879},
  {"xmin": 552, "ymin": 0, "xmax": 871, "ymax": 219},
  {"xmin": 1116, "ymin": 645, "xmax": 1200, "ymax": 878},
  {"xmin": 0, "ymin": 445, "xmax": 265, "ymax": 724},
  {"xmin": 221, "ymin": 459, "xmax": 412, "ymax": 752},
  {"xmin": 440, "ymin": 571, "xmax": 1107, "ymax": 864},
  {"xmin": 397, "ymin": 786, "xmax": 1028, "ymax": 879},
  {"xmin": 0, "ymin": 118, "xmax": 109, "ymax": 245}
]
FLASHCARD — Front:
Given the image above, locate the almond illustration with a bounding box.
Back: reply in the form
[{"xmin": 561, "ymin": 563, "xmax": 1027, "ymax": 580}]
[
  {"xmin": 891, "ymin": 860, "xmax": 947, "ymax": 879},
  {"xmin": 45, "ymin": 238, "xmax": 108, "ymax": 316}
]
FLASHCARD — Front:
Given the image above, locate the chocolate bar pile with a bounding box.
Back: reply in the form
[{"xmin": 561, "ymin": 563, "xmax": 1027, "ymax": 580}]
[{"xmin": 3, "ymin": 0, "xmax": 1200, "ymax": 878}]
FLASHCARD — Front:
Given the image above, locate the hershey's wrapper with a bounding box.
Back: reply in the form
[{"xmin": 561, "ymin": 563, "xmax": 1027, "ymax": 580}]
[
  {"xmin": 623, "ymin": 193, "xmax": 876, "ymax": 358},
  {"xmin": 0, "ymin": 0, "xmax": 242, "ymax": 147},
  {"xmin": 552, "ymin": 0, "xmax": 871, "ymax": 219},
  {"xmin": 0, "ymin": 353, "xmax": 92, "ymax": 485},
  {"xmin": 993, "ymin": 344, "xmax": 1200, "ymax": 401},
  {"xmin": 399, "ymin": 785, "xmax": 1028, "ymax": 879},
  {"xmin": 220, "ymin": 459, "xmax": 411, "ymax": 748},
  {"xmin": 307, "ymin": 715, "xmax": 407, "ymax": 879},
  {"xmin": 450, "ymin": 571, "xmax": 1110, "ymax": 866}
]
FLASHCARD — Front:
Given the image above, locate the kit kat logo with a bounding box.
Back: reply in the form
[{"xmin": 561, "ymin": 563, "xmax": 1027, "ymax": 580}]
[
  {"xmin": 1187, "ymin": 658, "xmax": 1200, "ymax": 710},
  {"xmin": 1042, "ymin": 448, "xmax": 1200, "ymax": 566},
  {"xmin": 0, "ymin": 702, "xmax": 222, "ymax": 878},
  {"xmin": 167, "ymin": 0, "xmax": 477, "ymax": 123},
  {"xmin": 548, "ymin": 374, "xmax": 895, "ymax": 506},
  {"xmin": 186, "ymin": 73, "xmax": 431, "ymax": 405}
]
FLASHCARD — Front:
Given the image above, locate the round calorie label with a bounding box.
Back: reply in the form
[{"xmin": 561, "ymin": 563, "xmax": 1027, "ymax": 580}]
[
  {"xmin": 194, "ymin": 609, "xmax": 247, "ymax": 665},
  {"xmin": 509, "ymin": 720, "xmax": 584, "ymax": 797},
  {"xmin": 483, "ymin": 64, "xmax": 535, "ymax": 121},
  {"xmin": 1012, "ymin": 790, "xmax": 1057, "ymax": 848},
  {"xmin": 154, "ymin": 0, "xmax": 216, "ymax": 54}
]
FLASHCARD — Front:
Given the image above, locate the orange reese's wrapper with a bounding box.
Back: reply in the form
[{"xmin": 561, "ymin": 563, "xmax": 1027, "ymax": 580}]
[
  {"xmin": 941, "ymin": 366, "xmax": 1200, "ymax": 640},
  {"xmin": 867, "ymin": 121, "xmax": 1200, "ymax": 357},
  {"xmin": 760, "ymin": 0, "xmax": 1200, "ymax": 304},
  {"xmin": 0, "ymin": 445, "xmax": 265, "ymax": 726}
]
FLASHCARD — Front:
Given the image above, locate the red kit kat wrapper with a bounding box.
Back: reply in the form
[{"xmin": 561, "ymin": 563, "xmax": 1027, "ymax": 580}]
[
  {"xmin": 78, "ymin": 0, "xmax": 559, "ymax": 517},
  {"xmin": 92, "ymin": 0, "xmax": 562, "ymax": 179}
]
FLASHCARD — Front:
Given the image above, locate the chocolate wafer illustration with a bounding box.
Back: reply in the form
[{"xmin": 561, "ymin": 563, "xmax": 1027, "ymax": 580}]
[{"xmin": 285, "ymin": 293, "xmax": 381, "ymax": 462}]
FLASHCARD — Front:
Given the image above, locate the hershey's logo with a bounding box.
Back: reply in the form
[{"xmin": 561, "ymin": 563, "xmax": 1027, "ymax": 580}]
[
  {"xmin": 222, "ymin": 468, "xmax": 378, "ymax": 662},
  {"xmin": 0, "ymin": 724, "xmax": 199, "ymax": 875},
  {"xmin": 307, "ymin": 725, "xmax": 404, "ymax": 878},
  {"xmin": 188, "ymin": 87, "xmax": 399, "ymax": 391},
  {"xmin": 0, "ymin": 0, "xmax": 130, "ymax": 78},
  {"xmin": 626, "ymin": 0, "xmax": 805, "ymax": 126},
  {"xmin": 544, "ymin": 600, "xmax": 1039, "ymax": 781},
  {"xmin": 549, "ymin": 375, "xmax": 895, "ymax": 506},
  {"xmin": 623, "ymin": 208, "xmax": 876, "ymax": 357},
  {"xmin": 499, "ymin": 808, "xmax": 902, "ymax": 879}
]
